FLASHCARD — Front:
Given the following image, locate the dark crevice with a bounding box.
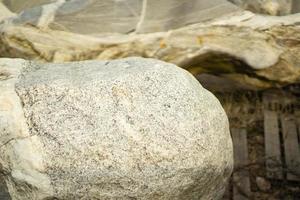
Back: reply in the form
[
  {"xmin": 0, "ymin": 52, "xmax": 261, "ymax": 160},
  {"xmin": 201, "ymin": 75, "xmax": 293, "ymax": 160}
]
[{"xmin": 181, "ymin": 51, "xmax": 287, "ymax": 88}]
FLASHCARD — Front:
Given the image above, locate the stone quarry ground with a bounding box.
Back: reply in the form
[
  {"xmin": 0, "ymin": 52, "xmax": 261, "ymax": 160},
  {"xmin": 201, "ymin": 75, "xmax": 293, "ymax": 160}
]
[{"xmin": 218, "ymin": 84, "xmax": 300, "ymax": 200}]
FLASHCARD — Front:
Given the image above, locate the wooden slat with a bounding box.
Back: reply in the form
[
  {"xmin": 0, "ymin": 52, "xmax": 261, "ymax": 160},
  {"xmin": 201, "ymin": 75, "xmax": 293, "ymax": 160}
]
[
  {"xmin": 262, "ymin": 91, "xmax": 280, "ymax": 111},
  {"xmin": 222, "ymin": 183, "xmax": 231, "ymax": 200},
  {"xmin": 296, "ymin": 115, "xmax": 300, "ymax": 143},
  {"xmin": 280, "ymin": 114, "xmax": 300, "ymax": 181},
  {"xmin": 231, "ymin": 128, "xmax": 251, "ymax": 200},
  {"xmin": 0, "ymin": 177, "xmax": 10, "ymax": 200},
  {"xmin": 264, "ymin": 110, "xmax": 283, "ymax": 179}
]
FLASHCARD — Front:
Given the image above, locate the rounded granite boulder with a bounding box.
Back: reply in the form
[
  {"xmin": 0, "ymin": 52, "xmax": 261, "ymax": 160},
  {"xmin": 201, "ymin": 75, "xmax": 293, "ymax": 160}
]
[{"xmin": 0, "ymin": 57, "xmax": 233, "ymax": 200}]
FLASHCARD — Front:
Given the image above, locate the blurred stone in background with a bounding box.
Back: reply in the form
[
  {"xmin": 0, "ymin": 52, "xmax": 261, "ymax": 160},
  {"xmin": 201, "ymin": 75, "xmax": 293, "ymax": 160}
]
[
  {"xmin": 0, "ymin": 0, "xmax": 299, "ymax": 90},
  {"xmin": 229, "ymin": 0, "xmax": 297, "ymax": 15},
  {"xmin": 1, "ymin": 0, "xmax": 239, "ymax": 34}
]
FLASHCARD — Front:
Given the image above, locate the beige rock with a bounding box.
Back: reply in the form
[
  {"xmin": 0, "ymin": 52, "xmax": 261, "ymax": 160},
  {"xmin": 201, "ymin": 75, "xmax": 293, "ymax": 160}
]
[
  {"xmin": 256, "ymin": 177, "xmax": 271, "ymax": 191},
  {"xmin": 1, "ymin": 11, "xmax": 300, "ymax": 89},
  {"xmin": 0, "ymin": 58, "xmax": 53, "ymax": 200},
  {"xmin": 229, "ymin": 0, "xmax": 294, "ymax": 15},
  {"xmin": 0, "ymin": 57, "xmax": 233, "ymax": 199}
]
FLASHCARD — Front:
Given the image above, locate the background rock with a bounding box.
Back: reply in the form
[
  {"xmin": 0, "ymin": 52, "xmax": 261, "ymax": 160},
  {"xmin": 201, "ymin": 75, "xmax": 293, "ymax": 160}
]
[
  {"xmin": 1, "ymin": 0, "xmax": 239, "ymax": 34},
  {"xmin": 1, "ymin": 11, "xmax": 299, "ymax": 89},
  {"xmin": 0, "ymin": 2, "xmax": 15, "ymax": 21},
  {"xmin": 0, "ymin": 1, "xmax": 299, "ymax": 89},
  {"xmin": 229, "ymin": 0, "xmax": 295, "ymax": 15},
  {"xmin": 0, "ymin": 57, "xmax": 233, "ymax": 199},
  {"xmin": 1, "ymin": 0, "xmax": 51, "ymax": 13},
  {"xmin": 256, "ymin": 176, "xmax": 271, "ymax": 192}
]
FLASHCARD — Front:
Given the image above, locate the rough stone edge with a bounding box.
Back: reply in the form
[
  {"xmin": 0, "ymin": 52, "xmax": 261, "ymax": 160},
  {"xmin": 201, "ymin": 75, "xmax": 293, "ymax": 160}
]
[
  {"xmin": 0, "ymin": 58, "xmax": 53, "ymax": 200},
  {"xmin": 0, "ymin": 11, "xmax": 299, "ymax": 81}
]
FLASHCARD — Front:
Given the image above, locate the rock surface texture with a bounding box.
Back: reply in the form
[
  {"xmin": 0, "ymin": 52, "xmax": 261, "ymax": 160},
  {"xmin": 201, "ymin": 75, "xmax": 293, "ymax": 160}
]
[
  {"xmin": 0, "ymin": 6, "xmax": 300, "ymax": 89},
  {"xmin": 0, "ymin": 57, "xmax": 233, "ymax": 200}
]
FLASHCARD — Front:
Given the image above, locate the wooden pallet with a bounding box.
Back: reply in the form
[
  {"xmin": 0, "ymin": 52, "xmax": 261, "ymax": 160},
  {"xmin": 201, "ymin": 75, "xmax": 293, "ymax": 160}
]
[
  {"xmin": 0, "ymin": 177, "xmax": 10, "ymax": 200},
  {"xmin": 225, "ymin": 91, "xmax": 300, "ymax": 199},
  {"xmin": 263, "ymin": 92, "xmax": 300, "ymax": 182},
  {"xmin": 264, "ymin": 110, "xmax": 283, "ymax": 179},
  {"xmin": 231, "ymin": 128, "xmax": 251, "ymax": 200},
  {"xmin": 223, "ymin": 128, "xmax": 252, "ymax": 200}
]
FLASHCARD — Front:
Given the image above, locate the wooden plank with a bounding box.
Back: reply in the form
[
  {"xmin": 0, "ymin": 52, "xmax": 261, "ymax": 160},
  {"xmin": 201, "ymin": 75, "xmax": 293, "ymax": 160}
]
[
  {"xmin": 296, "ymin": 115, "xmax": 300, "ymax": 143},
  {"xmin": 280, "ymin": 114, "xmax": 300, "ymax": 181},
  {"xmin": 231, "ymin": 128, "xmax": 251, "ymax": 200},
  {"xmin": 0, "ymin": 177, "xmax": 10, "ymax": 200},
  {"xmin": 264, "ymin": 110, "xmax": 283, "ymax": 179},
  {"xmin": 262, "ymin": 90, "xmax": 280, "ymax": 111},
  {"xmin": 292, "ymin": 0, "xmax": 300, "ymax": 14},
  {"xmin": 222, "ymin": 182, "xmax": 231, "ymax": 200}
]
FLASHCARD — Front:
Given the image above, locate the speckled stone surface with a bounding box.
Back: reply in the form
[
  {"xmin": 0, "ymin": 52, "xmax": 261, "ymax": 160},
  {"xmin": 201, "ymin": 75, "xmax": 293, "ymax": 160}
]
[{"xmin": 0, "ymin": 57, "xmax": 233, "ymax": 199}]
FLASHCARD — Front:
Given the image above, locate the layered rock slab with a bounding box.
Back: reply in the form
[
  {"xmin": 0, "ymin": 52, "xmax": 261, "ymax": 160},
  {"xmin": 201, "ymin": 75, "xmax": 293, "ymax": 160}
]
[
  {"xmin": 0, "ymin": 57, "xmax": 233, "ymax": 199},
  {"xmin": 1, "ymin": 11, "xmax": 300, "ymax": 89}
]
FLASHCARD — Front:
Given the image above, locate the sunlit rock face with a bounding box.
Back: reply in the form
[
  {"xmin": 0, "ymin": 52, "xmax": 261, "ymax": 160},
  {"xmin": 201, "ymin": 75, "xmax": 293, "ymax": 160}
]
[{"xmin": 0, "ymin": 57, "xmax": 233, "ymax": 200}]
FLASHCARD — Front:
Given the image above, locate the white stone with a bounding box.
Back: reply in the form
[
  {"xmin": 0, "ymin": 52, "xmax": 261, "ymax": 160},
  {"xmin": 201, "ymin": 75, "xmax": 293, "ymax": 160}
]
[{"xmin": 0, "ymin": 57, "xmax": 232, "ymax": 199}]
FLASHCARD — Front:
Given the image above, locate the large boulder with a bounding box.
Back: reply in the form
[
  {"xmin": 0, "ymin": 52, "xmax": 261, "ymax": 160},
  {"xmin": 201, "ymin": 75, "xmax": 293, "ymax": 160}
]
[{"xmin": 0, "ymin": 57, "xmax": 233, "ymax": 199}]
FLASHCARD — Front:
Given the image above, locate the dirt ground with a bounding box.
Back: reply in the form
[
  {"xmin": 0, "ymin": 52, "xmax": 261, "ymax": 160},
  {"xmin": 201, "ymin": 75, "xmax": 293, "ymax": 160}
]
[{"xmin": 217, "ymin": 84, "xmax": 300, "ymax": 200}]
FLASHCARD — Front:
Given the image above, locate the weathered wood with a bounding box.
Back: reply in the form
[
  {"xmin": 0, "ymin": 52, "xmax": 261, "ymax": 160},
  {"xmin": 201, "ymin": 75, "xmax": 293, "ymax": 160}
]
[
  {"xmin": 231, "ymin": 128, "xmax": 251, "ymax": 200},
  {"xmin": 292, "ymin": 0, "xmax": 300, "ymax": 14},
  {"xmin": 222, "ymin": 182, "xmax": 231, "ymax": 200},
  {"xmin": 0, "ymin": 177, "xmax": 10, "ymax": 200},
  {"xmin": 262, "ymin": 90, "xmax": 281, "ymax": 111},
  {"xmin": 264, "ymin": 110, "xmax": 283, "ymax": 179},
  {"xmin": 296, "ymin": 114, "xmax": 300, "ymax": 143},
  {"xmin": 280, "ymin": 114, "xmax": 300, "ymax": 181}
]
